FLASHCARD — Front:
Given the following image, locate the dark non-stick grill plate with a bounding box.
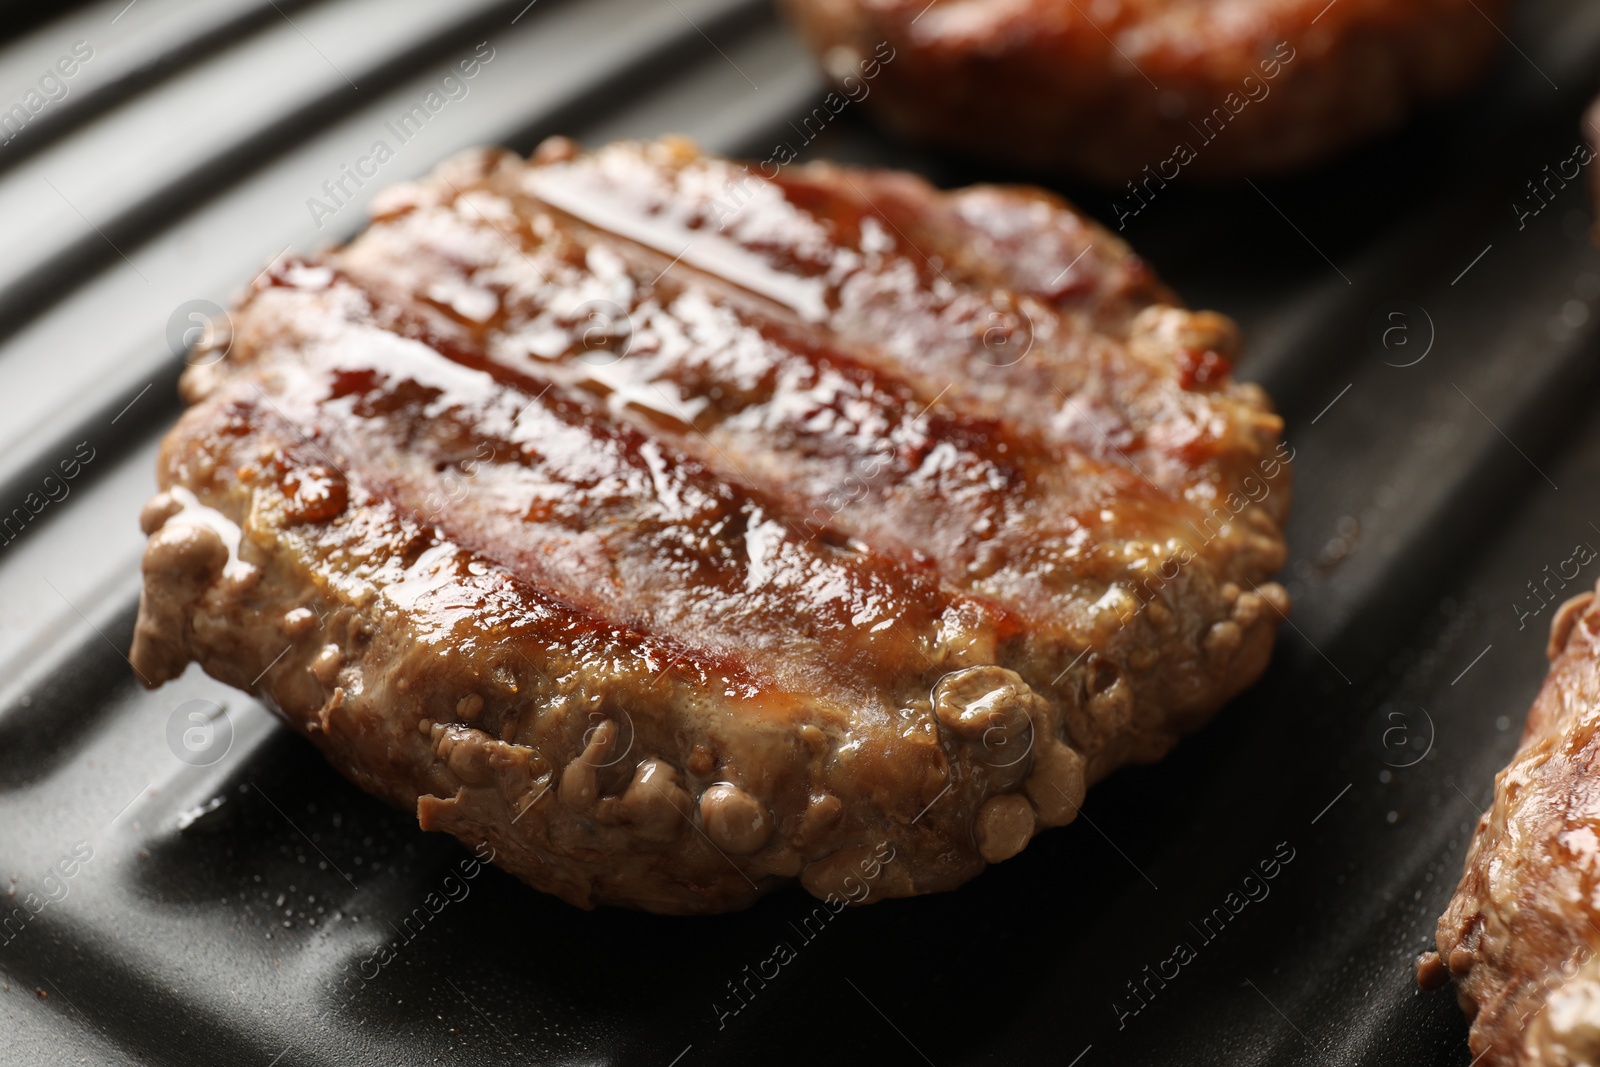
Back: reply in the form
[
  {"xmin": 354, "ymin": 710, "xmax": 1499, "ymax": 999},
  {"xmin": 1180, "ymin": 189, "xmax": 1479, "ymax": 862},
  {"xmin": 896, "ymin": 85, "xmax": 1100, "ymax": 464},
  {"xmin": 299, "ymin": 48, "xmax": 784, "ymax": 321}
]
[{"xmin": 1, "ymin": 1, "xmax": 1598, "ymax": 1063}]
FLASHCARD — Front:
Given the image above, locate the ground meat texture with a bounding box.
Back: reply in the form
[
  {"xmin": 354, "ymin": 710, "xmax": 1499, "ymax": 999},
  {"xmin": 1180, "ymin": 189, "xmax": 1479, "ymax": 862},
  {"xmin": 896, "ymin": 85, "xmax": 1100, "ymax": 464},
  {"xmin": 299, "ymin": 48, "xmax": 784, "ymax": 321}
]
[{"xmin": 130, "ymin": 137, "xmax": 1291, "ymax": 913}]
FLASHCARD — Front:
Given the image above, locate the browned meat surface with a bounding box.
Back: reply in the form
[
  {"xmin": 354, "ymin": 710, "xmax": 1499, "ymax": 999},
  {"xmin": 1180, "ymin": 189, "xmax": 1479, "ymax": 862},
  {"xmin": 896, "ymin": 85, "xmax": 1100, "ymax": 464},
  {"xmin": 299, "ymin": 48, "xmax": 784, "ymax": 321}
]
[
  {"xmin": 130, "ymin": 137, "xmax": 1290, "ymax": 913},
  {"xmin": 781, "ymin": 0, "xmax": 1508, "ymax": 184},
  {"xmin": 1423, "ymin": 587, "xmax": 1600, "ymax": 1064}
]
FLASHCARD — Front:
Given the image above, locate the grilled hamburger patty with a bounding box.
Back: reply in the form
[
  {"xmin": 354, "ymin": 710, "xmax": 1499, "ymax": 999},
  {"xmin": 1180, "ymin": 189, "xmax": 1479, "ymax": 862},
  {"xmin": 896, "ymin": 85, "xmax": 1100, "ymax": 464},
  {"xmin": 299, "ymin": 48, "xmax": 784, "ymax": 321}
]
[
  {"xmin": 131, "ymin": 138, "xmax": 1290, "ymax": 913},
  {"xmin": 781, "ymin": 0, "xmax": 1507, "ymax": 183},
  {"xmin": 1422, "ymin": 586, "xmax": 1600, "ymax": 1065},
  {"xmin": 1424, "ymin": 108, "xmax": 1600, "ymax": 1062}
]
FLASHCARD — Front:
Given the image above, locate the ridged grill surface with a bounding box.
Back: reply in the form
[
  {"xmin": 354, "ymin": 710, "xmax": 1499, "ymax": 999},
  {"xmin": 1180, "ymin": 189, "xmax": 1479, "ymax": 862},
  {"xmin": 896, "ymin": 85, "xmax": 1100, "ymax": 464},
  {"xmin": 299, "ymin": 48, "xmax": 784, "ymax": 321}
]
[{"xmin": 0, "ymin": 0, "xmax": 1597, "ymax": 1063}]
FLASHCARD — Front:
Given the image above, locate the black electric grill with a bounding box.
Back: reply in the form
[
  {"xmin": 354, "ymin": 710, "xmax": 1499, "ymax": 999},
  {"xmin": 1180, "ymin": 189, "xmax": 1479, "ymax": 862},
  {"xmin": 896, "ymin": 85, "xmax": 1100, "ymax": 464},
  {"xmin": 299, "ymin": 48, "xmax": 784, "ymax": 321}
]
[{"xmin": 1, "ymin": 1, "xmax": 1597, "ymax": 1063}]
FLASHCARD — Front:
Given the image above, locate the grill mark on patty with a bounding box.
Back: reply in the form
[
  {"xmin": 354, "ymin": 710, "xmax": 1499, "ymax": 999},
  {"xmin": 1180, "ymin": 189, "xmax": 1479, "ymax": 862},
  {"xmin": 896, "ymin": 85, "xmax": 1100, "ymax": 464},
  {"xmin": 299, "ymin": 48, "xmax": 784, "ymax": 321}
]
[
  {"xmin": 170, "ymin": 393, "xmax": 784, "ymax": 706},
  {"xmin": 232, "ymin": 278, "xmax": 1019, "ymax": 707},
  {"xmin": 327, "ymin": 147, "xmax": 1252, "ymax": 630},
  {"xmin": 509, "ymin": 144, "xmax": 1255, "ymax": 490},
  {"xmin": 333, "ymin": 242, "xmax": 1161, "ymax": 615}
]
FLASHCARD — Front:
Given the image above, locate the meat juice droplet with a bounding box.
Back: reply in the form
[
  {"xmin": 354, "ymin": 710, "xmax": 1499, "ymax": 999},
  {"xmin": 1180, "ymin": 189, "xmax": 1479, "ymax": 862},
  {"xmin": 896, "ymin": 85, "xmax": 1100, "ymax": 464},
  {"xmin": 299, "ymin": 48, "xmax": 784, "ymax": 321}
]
[
  {"xmin": 1175, "ymin": 347, "xmax": 1231, "ymax": 390},
  {"xmin": 281, "ymin": 466, "xmax": 349, "ymax": 523}
]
